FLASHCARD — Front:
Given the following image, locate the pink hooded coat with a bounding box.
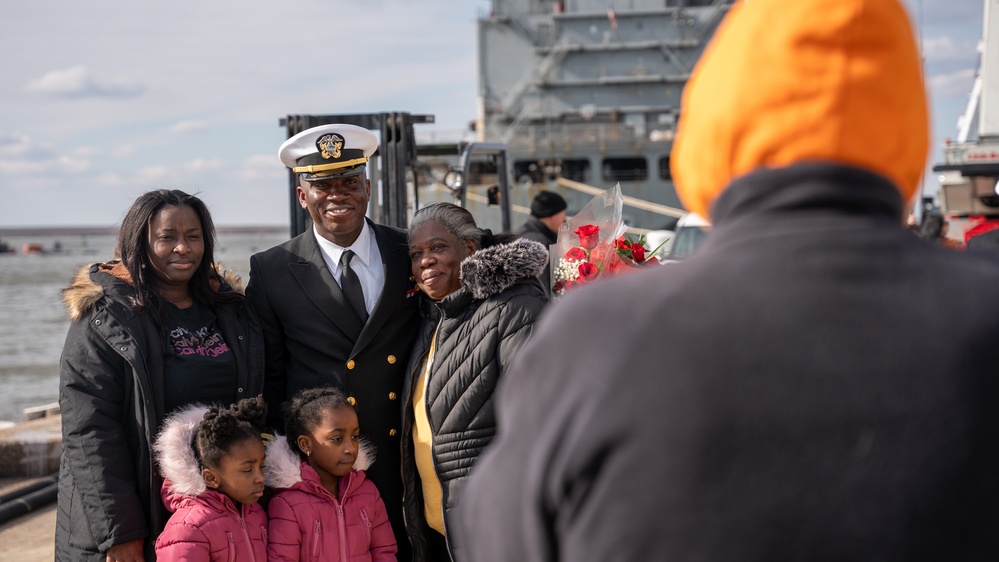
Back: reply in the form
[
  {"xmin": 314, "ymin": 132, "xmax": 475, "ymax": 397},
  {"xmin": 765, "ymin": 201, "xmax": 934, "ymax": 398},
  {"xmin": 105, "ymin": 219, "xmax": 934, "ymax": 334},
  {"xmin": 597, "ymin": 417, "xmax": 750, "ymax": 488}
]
[
  {"xmin": 265, "ymin": 434, "xmax": 396, "ymax": 562},
  {"xmin": 152, "ymin": 405, "xmax": 268, "ymax": 562}
]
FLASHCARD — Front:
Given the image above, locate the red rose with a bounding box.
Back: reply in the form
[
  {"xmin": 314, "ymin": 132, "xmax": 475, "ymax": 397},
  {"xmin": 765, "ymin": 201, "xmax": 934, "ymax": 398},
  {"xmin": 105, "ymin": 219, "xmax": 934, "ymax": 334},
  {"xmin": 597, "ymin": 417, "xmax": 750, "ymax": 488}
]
[
  {"xmin": 615, "ymin": 236, "xmax": 631, "ymax": 252},
  {"xmin": 577, "ymin": 261, "xmax": 599, "ymax": 281},
  {"xmin": 644, "ymin": 256, "xmax": 660, "ymax": 266},
  {"xmin": 631, "ymin": 244, "xmax": 646, "ymax": 264},
  {"xmin": 564, "ymin": 246, "xmax": 587, "ymax": 261},
  {"xmin": 574, "ymin": 224, "xmax": 600, "ymax": 250}
]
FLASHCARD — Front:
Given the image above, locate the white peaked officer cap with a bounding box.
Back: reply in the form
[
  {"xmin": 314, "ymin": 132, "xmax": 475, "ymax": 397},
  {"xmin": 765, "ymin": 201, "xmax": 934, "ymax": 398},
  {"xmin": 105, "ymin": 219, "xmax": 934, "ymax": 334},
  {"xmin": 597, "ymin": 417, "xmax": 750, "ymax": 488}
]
[{"xmin": 278, "ymin": 124, "xmax": 379, "ymax": 182}]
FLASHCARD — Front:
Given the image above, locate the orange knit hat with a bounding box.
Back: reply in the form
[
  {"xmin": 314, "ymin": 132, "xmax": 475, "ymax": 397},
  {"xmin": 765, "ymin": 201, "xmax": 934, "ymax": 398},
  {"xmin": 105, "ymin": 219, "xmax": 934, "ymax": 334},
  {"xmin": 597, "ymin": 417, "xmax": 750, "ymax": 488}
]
[{"xmin": 671, "ymin": 0, "xmax": 929, "ymax": 220}]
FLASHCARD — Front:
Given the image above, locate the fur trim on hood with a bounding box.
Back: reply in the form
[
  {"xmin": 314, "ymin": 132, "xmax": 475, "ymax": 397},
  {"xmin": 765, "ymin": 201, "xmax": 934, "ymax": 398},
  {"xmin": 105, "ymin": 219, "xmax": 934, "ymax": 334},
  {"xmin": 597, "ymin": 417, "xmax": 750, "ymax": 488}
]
[
  {"xmin": 264, "ymin": 433, "xmax": 374, "ymax": 490},
  {"xmin": 61, "ymin": 261, "xmax": 245, "ymax": 321},
  {"xmin": 460, "ymin": 238, "xmax": 547, "ymax": 301},
  {"xmin": 62, "ymin": 262, "xmax": 130, "ymax": 322},
  {"xmin": 153, "ymin": 403, "xmax": 211, "ymax": 497}
]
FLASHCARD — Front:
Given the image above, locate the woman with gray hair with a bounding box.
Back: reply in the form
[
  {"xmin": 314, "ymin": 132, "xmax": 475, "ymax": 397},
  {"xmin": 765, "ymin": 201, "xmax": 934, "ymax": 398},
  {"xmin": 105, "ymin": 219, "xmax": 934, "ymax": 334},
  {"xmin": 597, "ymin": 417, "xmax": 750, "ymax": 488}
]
[{"xmin": 401, "ymin": 202, "xmax": 548, "ymax": 561}]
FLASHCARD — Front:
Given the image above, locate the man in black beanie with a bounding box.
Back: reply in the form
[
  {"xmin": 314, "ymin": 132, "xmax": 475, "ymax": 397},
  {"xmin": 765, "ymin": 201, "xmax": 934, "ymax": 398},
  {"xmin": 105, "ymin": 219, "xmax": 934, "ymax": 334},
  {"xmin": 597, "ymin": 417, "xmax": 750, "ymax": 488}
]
[{"xmin": 516, "ymin": 190, "xmax": 567, "ymax": 296}]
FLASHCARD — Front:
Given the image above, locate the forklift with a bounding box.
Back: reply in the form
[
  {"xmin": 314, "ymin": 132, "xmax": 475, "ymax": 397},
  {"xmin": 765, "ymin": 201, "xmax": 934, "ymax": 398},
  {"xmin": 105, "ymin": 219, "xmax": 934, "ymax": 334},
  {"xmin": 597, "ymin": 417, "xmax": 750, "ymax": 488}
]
[{"xmin": 279, "ymin": 112, "xmax": 513, "ymax": 238}]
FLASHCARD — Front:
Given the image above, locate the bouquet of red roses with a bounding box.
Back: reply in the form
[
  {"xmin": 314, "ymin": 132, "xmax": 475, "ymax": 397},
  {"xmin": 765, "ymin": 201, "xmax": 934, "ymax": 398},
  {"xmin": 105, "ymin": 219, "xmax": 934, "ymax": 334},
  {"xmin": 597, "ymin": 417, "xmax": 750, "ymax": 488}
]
[{"xmin": 551, "ymin": 184, "xmax": 662, "ymax": 296}]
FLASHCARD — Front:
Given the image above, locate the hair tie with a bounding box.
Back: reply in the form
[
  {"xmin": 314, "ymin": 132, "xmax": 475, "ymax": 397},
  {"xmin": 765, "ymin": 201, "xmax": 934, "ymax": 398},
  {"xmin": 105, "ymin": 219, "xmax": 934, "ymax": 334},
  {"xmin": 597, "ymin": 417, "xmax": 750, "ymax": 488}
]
[{"xmin": 481, "ymin": 228, "xmax": 494, "ymax": 247}]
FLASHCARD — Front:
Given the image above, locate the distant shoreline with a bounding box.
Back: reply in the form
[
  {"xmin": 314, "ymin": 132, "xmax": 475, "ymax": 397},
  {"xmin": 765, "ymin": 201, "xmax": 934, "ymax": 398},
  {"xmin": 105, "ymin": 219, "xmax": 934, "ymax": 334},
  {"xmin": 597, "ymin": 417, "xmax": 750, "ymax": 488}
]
[{"xmin": 0, "ymin": 225, "xmax": 289, "ymax": 237}]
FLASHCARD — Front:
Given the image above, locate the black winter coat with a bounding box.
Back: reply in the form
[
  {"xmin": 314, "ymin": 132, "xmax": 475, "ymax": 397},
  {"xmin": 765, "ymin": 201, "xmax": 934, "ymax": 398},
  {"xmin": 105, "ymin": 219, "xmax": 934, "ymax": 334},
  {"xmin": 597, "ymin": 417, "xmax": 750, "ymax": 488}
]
[
  {"xmin": 402, "ymin": 238, "xmax": 548, "ymax": 561},
  {"xmin": 457, "ymin": 164, "xmax": 999, "ymax": 561},
  {"xmin": 56, "ymin": 262, "xmax": 263, "ymax": 561},
  {"xmin": 246, "ymin": 220, "xmax": 421, "ymax": 555},
  {"xmin": 516, "ymin": 216, "xmax": 558, "ymax": 297}
]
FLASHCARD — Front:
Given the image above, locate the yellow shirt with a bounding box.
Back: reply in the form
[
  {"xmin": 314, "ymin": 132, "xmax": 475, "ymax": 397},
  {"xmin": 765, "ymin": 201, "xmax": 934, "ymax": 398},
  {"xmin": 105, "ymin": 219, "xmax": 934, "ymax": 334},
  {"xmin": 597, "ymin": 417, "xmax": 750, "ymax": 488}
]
[{"xmin": 412, "ymin": 333, "xmax": 446, "ymax": 535}]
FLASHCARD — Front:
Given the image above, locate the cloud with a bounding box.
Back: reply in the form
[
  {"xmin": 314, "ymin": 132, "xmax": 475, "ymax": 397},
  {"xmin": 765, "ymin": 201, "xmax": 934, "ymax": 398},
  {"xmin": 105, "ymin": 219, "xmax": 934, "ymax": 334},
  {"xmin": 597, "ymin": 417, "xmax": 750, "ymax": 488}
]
[
  {"xmin": 236, "ymin": 154, "xmax": 283, "ymax": 181},
  {"xmin": 930, "ymin": 68, "xmax": 977, "ymax": 97},
  {"xmin": 166, "ymin": 120, "xmax": 210, "ymax": 135},
  {"xmin": 922, "ymin": 35, "xmax": 978, "ymax": 61},
  {"xmin": 95, "ymin": 172, "xmax": 128, "ymax": 187},
  {"xmin": 0, "ymin": 133, "xmax": 57, "ymax": 168},
  {"xmin": 183, "ymin": 158, "xmax": 224, "ymax": 171},
  {"xmin": 56, "ymin": 154, "xmax": 91, "ymax": 174},
  {"xmin": 0, "ymin": 131, "xmax": 42, "ymax": 158},
  {"xmin": 23, "ymin": 65, "xmax": 144, "ymax": 98},
  {"xmin": 113, "ymin": 145, "xmax": 136, "ymax": 157},
  {"xmin": 135, "ymin": 165, "xmax": 171, "ymax": 182},
  {"xmin": 0, "ymin": 130, "xmax": 102, "ymax": 177}
]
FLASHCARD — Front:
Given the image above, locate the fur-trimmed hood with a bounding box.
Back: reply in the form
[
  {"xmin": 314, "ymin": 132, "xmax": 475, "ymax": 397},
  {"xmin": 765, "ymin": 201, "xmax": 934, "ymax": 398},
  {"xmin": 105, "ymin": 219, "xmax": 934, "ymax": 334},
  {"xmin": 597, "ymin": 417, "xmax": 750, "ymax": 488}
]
[
  {"xmin": 61, "ymin": 261, "xmax": 245, "ymax": 321},
  {"xmin": 460, "ymin": 238, "xmax": 547, "ymax": 301},
  {"xmin": 153, "ymin": 403, "xmax": 211, "ymax": 498},
  {"xmin": 264, "ymin": 432, "xmax": 374, "ymax": 490}
]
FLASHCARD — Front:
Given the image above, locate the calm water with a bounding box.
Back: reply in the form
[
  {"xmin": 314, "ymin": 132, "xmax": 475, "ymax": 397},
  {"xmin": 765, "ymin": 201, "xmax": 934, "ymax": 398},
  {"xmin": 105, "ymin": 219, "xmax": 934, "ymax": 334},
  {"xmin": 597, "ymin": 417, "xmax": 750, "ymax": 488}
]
[{"xmin": 0, "ymin": 229, "xmax": 288, "ymax": 423}]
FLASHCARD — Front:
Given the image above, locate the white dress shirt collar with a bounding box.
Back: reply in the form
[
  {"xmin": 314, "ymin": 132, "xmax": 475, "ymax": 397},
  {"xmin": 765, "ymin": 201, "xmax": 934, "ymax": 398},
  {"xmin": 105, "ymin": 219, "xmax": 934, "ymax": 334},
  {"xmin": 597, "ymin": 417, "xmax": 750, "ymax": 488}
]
[{"xmin": 313, "ymin": 220, "xmax": 375, "ymax": 270}]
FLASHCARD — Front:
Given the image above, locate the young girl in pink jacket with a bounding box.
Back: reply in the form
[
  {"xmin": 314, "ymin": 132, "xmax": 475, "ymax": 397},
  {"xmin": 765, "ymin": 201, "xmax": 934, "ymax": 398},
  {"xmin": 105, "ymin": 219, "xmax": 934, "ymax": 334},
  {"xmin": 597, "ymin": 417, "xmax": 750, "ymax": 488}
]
[
  {"xmin": 153, "ymin": 396, "xmax": 269, "ymax": 561},
  {"xmin": 265, "ymin": 387, "xmax": 397, "ymax": 562}
]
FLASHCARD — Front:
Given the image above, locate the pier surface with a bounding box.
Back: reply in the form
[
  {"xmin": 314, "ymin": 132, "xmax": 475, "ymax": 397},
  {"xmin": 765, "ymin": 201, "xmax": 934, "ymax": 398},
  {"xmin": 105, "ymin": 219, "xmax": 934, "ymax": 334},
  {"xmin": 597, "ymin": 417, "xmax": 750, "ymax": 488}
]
[{"xmin": 0, "ymin": 477, "xmax": 56, "ymax": 561}]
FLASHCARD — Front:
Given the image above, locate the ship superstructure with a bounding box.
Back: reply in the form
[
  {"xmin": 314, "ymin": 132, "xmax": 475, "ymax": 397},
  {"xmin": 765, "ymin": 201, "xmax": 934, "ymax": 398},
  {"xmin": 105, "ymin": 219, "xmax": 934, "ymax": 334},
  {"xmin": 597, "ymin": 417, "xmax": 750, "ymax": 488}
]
[{"xmin": 476, "ymin": 0, "xmax": 734, "ymax": 230}]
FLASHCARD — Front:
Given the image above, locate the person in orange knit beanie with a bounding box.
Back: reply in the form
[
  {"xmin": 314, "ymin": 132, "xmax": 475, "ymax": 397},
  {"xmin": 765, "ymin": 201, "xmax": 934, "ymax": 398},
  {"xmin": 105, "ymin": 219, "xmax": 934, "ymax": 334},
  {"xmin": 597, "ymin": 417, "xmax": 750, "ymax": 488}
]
[{"xmin": 456, "ymin": 0, "xmax": 999, "ymax": 560}]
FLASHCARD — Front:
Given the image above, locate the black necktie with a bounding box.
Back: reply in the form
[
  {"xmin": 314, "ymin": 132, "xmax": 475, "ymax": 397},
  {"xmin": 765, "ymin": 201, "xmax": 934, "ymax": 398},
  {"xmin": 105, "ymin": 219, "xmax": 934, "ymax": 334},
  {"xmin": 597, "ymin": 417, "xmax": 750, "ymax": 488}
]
[{"xmin": 340, "ymin": 250, "xmax": 368, "ymax": 323}]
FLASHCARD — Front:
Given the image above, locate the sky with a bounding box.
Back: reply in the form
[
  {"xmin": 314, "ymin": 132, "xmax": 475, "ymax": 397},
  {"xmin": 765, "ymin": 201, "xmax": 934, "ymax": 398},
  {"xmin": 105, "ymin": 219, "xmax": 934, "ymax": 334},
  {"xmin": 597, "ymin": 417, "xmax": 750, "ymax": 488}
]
[{"xmin": 0, "ymin": 0, "xmax": 986, "ymax": 228}]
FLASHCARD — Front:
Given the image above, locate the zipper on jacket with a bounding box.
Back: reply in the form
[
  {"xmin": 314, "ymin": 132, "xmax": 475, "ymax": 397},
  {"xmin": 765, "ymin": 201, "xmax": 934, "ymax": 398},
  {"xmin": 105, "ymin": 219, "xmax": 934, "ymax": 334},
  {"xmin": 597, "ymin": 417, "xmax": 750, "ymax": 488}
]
[
  {"xmin": 337, "ymin": 502, "xmax": 350, "ymax": 562},
  {"xmin": 312, "ymin": 472, "xmax": 356, "ymax": 562},
  {"xmin": 239, "ymin": 513, "xmax": 256, "ymax": 562},
  {"xmin": 425, "ymin": 311, "xmax": 453, "ymax": 557}
]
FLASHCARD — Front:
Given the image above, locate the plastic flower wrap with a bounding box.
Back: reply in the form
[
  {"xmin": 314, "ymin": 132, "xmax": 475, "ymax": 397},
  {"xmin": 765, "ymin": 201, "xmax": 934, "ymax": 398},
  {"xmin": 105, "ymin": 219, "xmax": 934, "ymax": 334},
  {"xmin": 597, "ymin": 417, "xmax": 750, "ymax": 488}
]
[{"xmin": 551, "ymin": 184, "xmax": 662, "ymax": 296}]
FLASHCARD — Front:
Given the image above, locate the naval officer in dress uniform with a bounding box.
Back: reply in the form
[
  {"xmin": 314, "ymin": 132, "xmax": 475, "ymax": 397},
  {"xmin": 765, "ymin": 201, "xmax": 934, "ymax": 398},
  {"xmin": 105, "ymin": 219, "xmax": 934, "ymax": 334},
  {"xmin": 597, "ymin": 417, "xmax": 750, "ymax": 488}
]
[{"xmin": 246, "ymin": 124, "xmax": 420, "ymax": 556}]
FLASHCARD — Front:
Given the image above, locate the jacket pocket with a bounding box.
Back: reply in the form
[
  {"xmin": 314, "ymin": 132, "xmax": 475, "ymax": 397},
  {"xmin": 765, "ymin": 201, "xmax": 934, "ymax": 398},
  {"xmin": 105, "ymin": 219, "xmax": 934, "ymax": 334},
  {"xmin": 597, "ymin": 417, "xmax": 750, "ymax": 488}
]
[
  {"xmin": 359, "ymin": 508, "xmax": 372, "ymax": 544},
  {"xmin": 311, "ymin": 519, "xmax": 321, "ymax": 560},
  {"xmin": 226, "ymin": 532, "xmax": 237, "ymax": 562}
]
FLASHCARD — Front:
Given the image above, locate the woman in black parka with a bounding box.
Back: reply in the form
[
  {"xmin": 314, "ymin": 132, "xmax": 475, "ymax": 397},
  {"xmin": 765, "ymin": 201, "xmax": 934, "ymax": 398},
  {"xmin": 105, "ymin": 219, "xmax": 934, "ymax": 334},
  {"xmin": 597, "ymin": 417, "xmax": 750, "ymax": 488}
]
[
  {"xmin": 56, "ymin": 189, "xmax": 263, "ymax": 561},
  {"xmin": 401, "ymin": 202, "xmax": 548, "ymax": 562}
]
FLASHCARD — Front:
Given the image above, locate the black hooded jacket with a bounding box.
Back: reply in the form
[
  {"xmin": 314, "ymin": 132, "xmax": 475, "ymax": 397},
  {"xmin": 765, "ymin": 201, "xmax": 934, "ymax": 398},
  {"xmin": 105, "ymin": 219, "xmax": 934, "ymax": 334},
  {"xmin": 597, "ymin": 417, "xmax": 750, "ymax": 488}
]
[
  {"xmin": 401, "ymin": 238, "xmax": 548, "ymax": 561},
  {"xmin": 55, "ymin": 262, "xmax": 263, "ymax": 561}
]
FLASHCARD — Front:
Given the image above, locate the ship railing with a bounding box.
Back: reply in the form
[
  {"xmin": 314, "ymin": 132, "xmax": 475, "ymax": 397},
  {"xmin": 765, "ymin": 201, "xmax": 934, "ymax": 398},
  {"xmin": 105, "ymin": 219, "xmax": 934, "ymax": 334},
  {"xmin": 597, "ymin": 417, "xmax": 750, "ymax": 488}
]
[
  {"xmin": 556, "ymin": 177, "xmax": 685, "ymax": 222},
  {"xmin": 497, "ymin": 120, "xmax": 676, "ymax": 153}
]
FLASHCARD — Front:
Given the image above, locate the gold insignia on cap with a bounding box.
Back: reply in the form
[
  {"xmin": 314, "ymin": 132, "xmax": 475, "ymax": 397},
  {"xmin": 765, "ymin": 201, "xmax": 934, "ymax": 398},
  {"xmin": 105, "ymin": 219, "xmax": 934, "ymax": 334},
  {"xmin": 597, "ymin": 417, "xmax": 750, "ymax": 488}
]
[{"xmin": 317, "ymin": 133, "xmax": 345, "ymax": 160}]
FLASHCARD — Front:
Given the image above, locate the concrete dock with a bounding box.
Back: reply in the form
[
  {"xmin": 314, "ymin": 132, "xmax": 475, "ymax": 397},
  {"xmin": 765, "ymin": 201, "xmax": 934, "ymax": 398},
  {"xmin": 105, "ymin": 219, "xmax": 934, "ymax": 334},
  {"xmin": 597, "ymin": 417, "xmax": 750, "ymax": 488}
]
[
  {"xmin": 0, "ymin": 405, "xmax": 60, "ymax": 560},
  {"xmin": 0, "ymin": 477, "xmax": 56, "ymax": 561}
]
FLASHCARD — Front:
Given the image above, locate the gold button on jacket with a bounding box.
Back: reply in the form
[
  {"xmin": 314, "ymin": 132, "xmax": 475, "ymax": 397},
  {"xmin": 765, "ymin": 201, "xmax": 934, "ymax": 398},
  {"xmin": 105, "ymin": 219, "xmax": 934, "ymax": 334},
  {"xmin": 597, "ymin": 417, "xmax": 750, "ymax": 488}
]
[
  {"xmin": 388, "ymin": 392, "xmax": 398, "ymax": 400},
  {"xmin": 346, "ymin": 359, "xmax": 355, "ymax": 370},
  {"xmin": 389, "ymin": 428, "xmax": 398, "ymax": 437},
  {"xmin": 387, "ymin": 355, "xmax": 397, "ymax": 364}
]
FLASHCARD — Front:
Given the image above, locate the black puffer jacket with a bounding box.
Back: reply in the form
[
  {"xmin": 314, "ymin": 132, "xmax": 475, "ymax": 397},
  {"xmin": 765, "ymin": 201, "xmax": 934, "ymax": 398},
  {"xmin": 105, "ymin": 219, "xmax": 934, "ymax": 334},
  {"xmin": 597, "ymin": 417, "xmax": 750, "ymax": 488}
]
[
  {"xmin": 55, "ymin": 262, "xmax": 263, "ymax": 561},
  {"xmin": 402, "ymin": 238, "xmax": 548, "ymax": 561}
]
